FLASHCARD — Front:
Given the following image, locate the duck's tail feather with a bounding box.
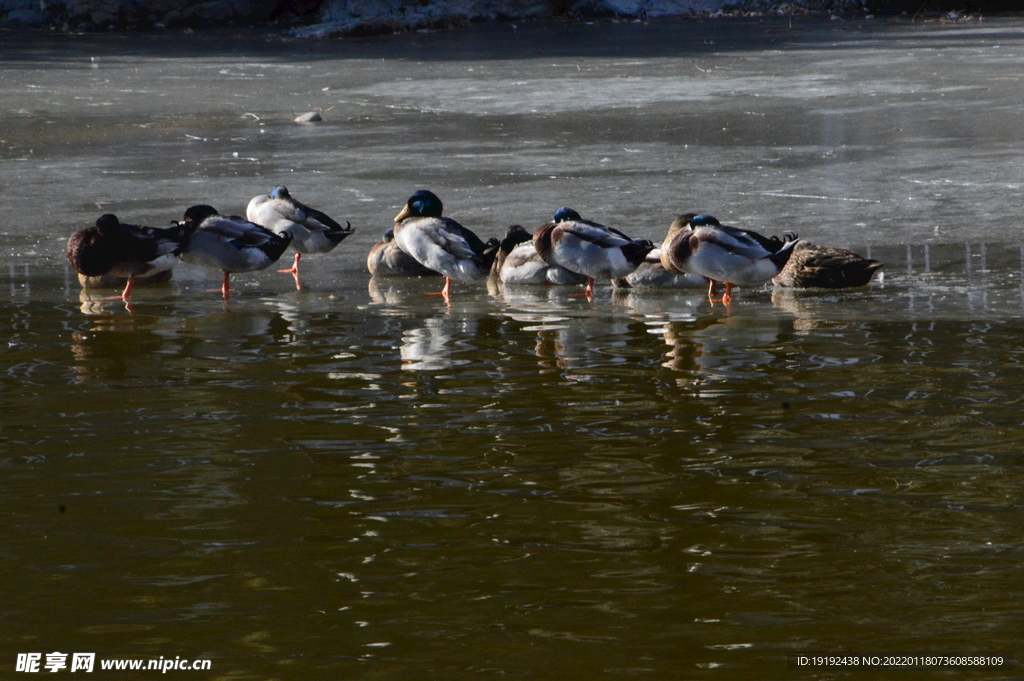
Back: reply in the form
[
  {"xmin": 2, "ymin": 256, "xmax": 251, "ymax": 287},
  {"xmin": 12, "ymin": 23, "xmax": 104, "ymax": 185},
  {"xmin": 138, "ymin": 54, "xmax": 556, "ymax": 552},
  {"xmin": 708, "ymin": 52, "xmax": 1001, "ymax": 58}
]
[
  {"xmin": 622, "ymin": 239, "xmax": 655, "ymax": 266},
  {"xmin": 325, "ymin": 220, "xmax": 355, "ymax": 246},
  {"xmin": 477, "ymin": 238, "xmax": 502, "ymax": 272},
  {"xmin": 768, "ymin": 237, "xmax": 801, "ymax": 270}
]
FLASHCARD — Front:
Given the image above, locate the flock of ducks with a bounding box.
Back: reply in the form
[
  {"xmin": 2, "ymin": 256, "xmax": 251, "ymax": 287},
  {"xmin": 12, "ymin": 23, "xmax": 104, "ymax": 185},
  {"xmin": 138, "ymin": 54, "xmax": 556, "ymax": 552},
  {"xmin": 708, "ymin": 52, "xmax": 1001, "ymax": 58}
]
[
  {"xmin": 66, "ymin": 187, "xmax": 884, "ymax": 307},
  {"xmin": 67, "ymin": 186, "xmax": 354, "ymax": 300}
]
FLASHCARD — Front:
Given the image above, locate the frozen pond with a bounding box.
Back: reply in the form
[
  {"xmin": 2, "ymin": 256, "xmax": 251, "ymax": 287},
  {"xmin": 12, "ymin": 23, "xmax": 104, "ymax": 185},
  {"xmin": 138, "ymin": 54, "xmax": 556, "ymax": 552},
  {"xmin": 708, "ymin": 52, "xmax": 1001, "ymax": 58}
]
[{"xmin": 3, "ymin": 15, "xmax": 1024, "ymax": 679}]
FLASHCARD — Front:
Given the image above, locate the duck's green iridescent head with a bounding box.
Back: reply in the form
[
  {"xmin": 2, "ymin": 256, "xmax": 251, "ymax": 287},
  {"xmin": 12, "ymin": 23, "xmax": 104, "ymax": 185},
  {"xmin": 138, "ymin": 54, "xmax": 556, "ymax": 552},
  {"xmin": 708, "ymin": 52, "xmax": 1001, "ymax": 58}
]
[
  {"xmin": 553, "ymin": 207, "xmax": 582, "ymax": 223},
  {"xmin": 395, "ymin": 190, "xmax": 444, "ymax": 222},
  {"xmin": 689, "ymin": 214, "xmax": 720, "ymax": 227},
  {"xmin": 669, "ymin": 212, "xmax": 718, "ymax": 235}
]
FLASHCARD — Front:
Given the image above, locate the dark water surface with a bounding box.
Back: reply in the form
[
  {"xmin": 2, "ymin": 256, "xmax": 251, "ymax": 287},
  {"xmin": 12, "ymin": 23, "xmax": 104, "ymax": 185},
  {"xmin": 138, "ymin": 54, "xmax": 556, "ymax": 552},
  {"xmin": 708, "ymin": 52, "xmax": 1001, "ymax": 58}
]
[{"xmin": 3, "ymin": 15, "xmax": 1024, "ymax": 680}]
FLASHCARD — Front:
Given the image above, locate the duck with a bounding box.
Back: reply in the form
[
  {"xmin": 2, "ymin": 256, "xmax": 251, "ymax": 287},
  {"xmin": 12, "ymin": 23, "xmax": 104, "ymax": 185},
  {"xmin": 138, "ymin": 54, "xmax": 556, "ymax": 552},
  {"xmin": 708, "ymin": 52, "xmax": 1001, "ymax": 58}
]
[
  {"xmin": 178, "ymin": 205, "xmax": 292, "ymax": 298},
  {"xmin": 616, "ymin": 260, "xmax": 709, "ymax": 289},
  {"xmin": 65, "ymin": 213, "xmax": 190, "ymax": 301},
  {"xmin": 492, "ymin": 225, "xmax": 589, "ymax": 286},
  {"xmin": 366, "ymin": 228, "xmax": 441, "ymax": 277},
  {"xmin": 660, "ymin": 213, "xmax": 798, "ymax": 304},
  {"xmin": 532, "ymin": 207, "xmax": 654, "ymax": 297},
  {"xmin": 391, "ymin": 190, "xmax": 499, "ymax": 300},
  {"xmin": 772, "ymin": 240, "xmax": 883, "ymax": 288},
  {"xmin": 246, "ymin": 185, "xmax": 354, "ymax": 278}
]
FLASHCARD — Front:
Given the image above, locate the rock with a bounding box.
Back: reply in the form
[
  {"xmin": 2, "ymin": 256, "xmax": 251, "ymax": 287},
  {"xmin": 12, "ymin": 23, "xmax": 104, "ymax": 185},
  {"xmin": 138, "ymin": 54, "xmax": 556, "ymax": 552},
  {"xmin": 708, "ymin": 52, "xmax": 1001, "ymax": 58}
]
[
  {"xmin": 64, "ymin": 0, "xmax": 92, "ymax": 19},
  {"xmin": 185, "ymin": 0, "xmax": 233, "ymax": 20},
  {"xmin": 295, "ymin": 110, "xmax": 323, "ymax": 123},
  {"xmin": 91, "ymin": 10, "xmax": 118, "ymax": 24},
  {"xmin": 145, "ymin": 0, "xmax": 183, "ymax": 14},
  {"xmin": 5, "ymin": 8, "xmax": 46, "ymax": 22},
  {"xmin": 230, "ymin": 0, "xmax": 277, "ymax": 20}
]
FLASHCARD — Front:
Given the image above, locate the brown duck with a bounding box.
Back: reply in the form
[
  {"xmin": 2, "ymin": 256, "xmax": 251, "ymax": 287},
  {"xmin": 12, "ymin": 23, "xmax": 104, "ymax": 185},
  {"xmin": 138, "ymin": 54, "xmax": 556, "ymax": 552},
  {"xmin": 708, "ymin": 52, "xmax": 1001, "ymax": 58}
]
[{"xmin": 772, "ymin": 241, "xmax": 883, "ymax": 288}]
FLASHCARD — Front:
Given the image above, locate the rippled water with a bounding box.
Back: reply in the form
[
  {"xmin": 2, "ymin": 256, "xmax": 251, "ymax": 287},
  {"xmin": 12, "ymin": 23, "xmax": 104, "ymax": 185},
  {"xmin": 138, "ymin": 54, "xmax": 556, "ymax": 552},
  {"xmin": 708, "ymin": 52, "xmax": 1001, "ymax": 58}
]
[{"xmin": 3, "ymin": 16, "xmax": 1024, "ymax": 679}]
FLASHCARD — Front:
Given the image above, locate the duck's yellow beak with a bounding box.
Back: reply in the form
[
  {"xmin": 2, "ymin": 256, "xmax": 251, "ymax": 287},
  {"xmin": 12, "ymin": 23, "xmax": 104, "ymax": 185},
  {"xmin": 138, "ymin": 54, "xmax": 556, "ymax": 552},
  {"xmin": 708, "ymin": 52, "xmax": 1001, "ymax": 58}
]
[{"xmin": 394, "ymin": 205, "xmax": 412, "ymax": 223}]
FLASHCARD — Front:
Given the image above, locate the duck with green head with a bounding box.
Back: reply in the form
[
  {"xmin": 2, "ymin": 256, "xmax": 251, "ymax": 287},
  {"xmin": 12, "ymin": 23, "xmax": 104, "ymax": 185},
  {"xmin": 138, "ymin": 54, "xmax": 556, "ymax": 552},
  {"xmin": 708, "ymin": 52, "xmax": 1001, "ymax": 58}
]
[
  {"xmin": 532, "ymin": 207, "xmax": 654, "ymax": 297},
  {"xmin": 246, "ymin": 185, "xmax": 354, "ymax": 282},
  {"xmin": 492, "ymin": 224, "xmax": 589, "ymax": 286},
  {"xmin": 660, "ymin": 213, "xmax": 798, "ymax": 304},
  {"xmin": 391, "ymin": 190, "xmax": 499, "ymax": 301}
]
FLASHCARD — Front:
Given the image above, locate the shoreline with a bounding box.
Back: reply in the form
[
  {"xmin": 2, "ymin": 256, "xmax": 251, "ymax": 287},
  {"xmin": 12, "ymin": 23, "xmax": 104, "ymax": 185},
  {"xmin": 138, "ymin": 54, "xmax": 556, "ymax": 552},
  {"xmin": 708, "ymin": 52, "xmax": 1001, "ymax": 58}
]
[{"xmin": 1, "ymin": 0, "xmax": 999, "ymax": 38}]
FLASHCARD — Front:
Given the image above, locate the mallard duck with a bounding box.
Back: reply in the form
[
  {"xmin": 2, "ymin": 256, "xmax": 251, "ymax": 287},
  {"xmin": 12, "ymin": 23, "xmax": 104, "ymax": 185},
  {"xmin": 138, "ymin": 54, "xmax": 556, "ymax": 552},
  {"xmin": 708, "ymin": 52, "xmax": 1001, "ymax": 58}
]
[
  {"xmin": 772, "ymin": 241, "xmax": 883, "ymax": 288},
  {"xmin": 246, "ymin": 185, "xmax": 354, "ymax": 277},
  {"xmin": 366, "ymin": 228, "xmax": 441, "ymax": 277},
  {"xmin": 392, "ymin": 190, "xmax": 499, "ymax": 299},
  {"xmin": 533, "ymin": 207, "xmax": 654, "ymax": 297},
  {"xmin": 492, "ymin": 225, "xmax": 589, "ymax": 286},
  {"xmin": 660, "ymin": 213, "xmax": 798, "ymax": 304},
  {"xmin": 65, "ymin": 214, "xmax": 189, "ymax": 301},
  {"xmin": 616, "ymin": 261, "xmax": 709, "ymax": 289},
  {"xmin": 178, "ymin": 205, "xmax": 292, "ymax": 298}
]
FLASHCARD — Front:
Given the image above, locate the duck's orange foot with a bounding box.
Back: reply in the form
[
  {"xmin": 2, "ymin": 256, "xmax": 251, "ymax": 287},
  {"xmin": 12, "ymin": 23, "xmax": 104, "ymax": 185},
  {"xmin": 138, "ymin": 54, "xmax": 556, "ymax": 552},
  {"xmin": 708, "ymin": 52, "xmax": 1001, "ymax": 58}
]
[{"xmin": 279, "ymin": 254, "xmax": 301, "ymax": 275}]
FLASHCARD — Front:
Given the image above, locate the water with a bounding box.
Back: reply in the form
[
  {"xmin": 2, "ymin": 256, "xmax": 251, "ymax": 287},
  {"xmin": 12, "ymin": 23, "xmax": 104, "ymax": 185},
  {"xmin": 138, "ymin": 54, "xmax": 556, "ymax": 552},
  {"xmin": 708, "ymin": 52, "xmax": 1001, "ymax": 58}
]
[{"xmin": 3, "ymin": 16, "xmax": 1024, "ymax": 679}]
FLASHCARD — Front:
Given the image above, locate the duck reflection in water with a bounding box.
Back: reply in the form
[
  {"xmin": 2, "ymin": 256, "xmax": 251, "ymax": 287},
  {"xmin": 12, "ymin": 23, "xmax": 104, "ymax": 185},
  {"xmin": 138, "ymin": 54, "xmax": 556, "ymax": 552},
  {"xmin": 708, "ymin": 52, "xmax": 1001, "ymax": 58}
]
[
  {"xmin": 533, "ymin": 326, "xmax": 574, "ymax": 373},
  {"xmin": 660, "ymin": 313, "xmax": 794, "ymax": 381},
  {"xmin": 770, "ymin": 287, "xmax": 871, "ymax": 333},
  {"xmin": 400, "ymin": 313, "xmax": 496, "ymax": 371},
  {"xmin": 78, "ymin": 288, "xmax": 129, "ymax": 316},
  {"xmin": 368, "ymin": 276, "xmax": 453, "ymax": 306},
  {"xmin": 77, "ymin": 311, "xmax": 281, "ymax": 383},
  {"xmin": 69, "ymin": 322, "xmax": 171, "ymax": 384},
  {"xmin": 76, "ymin": 271, "xmax": 177, "ymax": 316},
  {"xmin": 531, "ymin": 317, "xmax": 634, "ymax": 374},
  {"xmin": 179, "ymin": 310, "xmax": 281, "ymax": 351}
]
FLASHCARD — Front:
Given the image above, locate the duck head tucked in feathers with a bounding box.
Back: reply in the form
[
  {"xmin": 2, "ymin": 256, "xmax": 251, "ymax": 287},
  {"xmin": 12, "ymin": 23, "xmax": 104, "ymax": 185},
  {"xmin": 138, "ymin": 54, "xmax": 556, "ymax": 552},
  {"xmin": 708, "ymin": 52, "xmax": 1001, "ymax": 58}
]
[
  {"xmin": 367, "ymin": 228, "xmax": 442, "ymax": 278},
  {"xmin": 248, "ymin": 185, "xmax": 353, "ymax": 249},
  {"xmin": 492, "ymin": 224, "xmax": 534, "ymax": 276},
  {"xmin": 246, "ymin": 185, "xmax": 354, "ymax": 283},
  {"xmin": 66, "ymin": 213, "xmax": 190, "ymax": 301},
  {"xmin": 492, "ymin": 224, "xmax": 588, "ymax": 286},
  {"xmin": 178, "ymin": 205, "xmax": 292, "ymax": 298},
  {"xmin": 533, "ymin": 207, "xmax": 654, "ymax": 296},
  {"xmin": 660, "ymin": 213, "xmax": 799, "ymax": 304}
]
